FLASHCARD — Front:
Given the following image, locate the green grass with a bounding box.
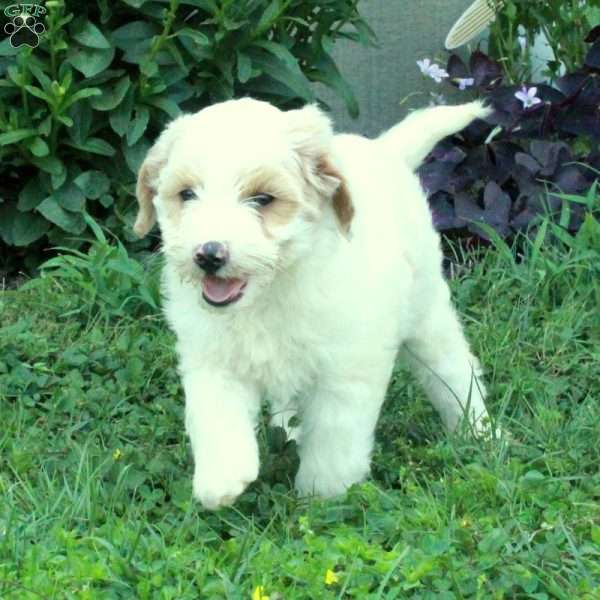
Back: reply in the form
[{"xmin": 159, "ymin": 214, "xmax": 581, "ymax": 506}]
[{"xmin": 1, "ymin": 213, "xmax": 600, "ymax": 599}]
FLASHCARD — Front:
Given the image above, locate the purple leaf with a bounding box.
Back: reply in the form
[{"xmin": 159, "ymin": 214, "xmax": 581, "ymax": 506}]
[
  {"xmin": 526, "ymin": 191, "xmax": 558, "ymax": 215},
  {"xmin": 446, "ymin": 54, "xmax": 469, "ymax": 79},
  {"xmin": 454, "ymin": 192, "xmax": 485, "ymax": 226},
  {"xmin": 469, "ymin": 51, "xmax": 502, "ymax": 88},
  {"xmin": 529, "ymin": 141, "xmax": 571, "ymax": 176},
  {"xmin": 556, "ymin": 72, "xmax": 588, "ymax": 98},
  {"xmin": 429, "ymin": 140, "xmax": 467, "ymax": 164},
  {"xmin": 558, "ymin": 105, "xmax": 600, "ymax": 139},
  {"xmin": 462, "ymin": 117, "xmax": 494, "ymax": 144},
  {"xmin": 511, "ymin": 208, "xmax": 538, "ymax": 230},
  {"xmin": 585, "ymin": 40, "xmax": 600, "ymax": 70},
  {"xmin": 585, "ymin": 25, "xmax": 600, "ymax": 44},
  {"xmin": 553, "ymin": 165, "xmax": 589, "ymax": 194},
  {"xmin": 514, "ymin": 152, "xmax": 541, "ymax": 175},
  {"xmin": 482, "ymin": 181, "xmax": 511, "ymax": 237},
  {"xmin": 418, "ymin": 161, "xmax": 457, "ymax": 196},
  {"xmin": 487, "ymin": 141, "xmax": 520, "ymax": 184},
  {"xmin": 428, "ymin": 192, "xmax": 459, "ymax": 231},
  {"xmin": 571, "ymin": 76, "xmax": 600, "ymax": 108}
]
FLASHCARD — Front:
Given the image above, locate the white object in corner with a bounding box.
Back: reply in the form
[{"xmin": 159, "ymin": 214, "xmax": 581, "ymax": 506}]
[{"xmin": 445, "ymin": 0, "xmax": 503, "ymax": 50}]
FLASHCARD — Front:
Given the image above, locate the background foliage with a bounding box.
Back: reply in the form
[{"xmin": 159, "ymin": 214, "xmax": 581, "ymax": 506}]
[
  {"xmin": 419, "ymin": 29, "xmax": 600, "ymax": 244},
  {"xmin": 487, "ymin": 0, "xmax": 600, "ymax": 83},
  {"xmin": 0, "ymin": 0, "xmax": 374, "ymax": 271}
]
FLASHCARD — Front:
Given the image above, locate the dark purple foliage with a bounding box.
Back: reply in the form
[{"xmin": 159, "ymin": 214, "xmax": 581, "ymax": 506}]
[{"xmin": 419, "ymin": 34, "xmax": 600, "ymax": 242}]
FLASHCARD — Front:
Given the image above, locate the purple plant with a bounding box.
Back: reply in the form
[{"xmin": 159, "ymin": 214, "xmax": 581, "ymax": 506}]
[{"xmin": 418, "ymin": 28, "xmax": 600, "ymax": 242}]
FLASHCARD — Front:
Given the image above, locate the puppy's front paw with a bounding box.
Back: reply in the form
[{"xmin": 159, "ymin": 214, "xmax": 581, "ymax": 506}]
[{"xmin": 192, "ymin": 439, "xmax": 259, "ymax": 510}]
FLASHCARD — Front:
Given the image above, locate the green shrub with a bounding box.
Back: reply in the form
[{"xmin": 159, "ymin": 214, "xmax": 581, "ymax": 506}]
[{"xmin": 0, "ymin": 0, "xmax": 373, "ymax": 264}]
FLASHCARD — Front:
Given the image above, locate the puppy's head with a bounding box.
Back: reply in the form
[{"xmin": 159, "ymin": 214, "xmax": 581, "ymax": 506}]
[{"xmin": 135, "ymin": 98, "xmax": 353, "ymax": 310}]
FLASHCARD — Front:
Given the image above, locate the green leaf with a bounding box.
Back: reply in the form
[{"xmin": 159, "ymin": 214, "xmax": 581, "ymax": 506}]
[
  {"xmin": 18, "ymin": 177, "xmax": 48, "ymax": 211},
  {"xmin": 28, "ymin": 64, "xmax": 52, "ymax": 91},
  {"xmin": 0, "ymin": 203, "xmax": 50, "ymax": 246},
  {"xmin": 26, "ymin": 137, "xmax": 50, "ymax": 157},
  {"xmin": 25, "ymin": 85, "xmax": 54, "ymax": 106},
  {"xmin": 0, "ymin": 129, "xmax": 38, "ymax": 146},
  {"xmin": 256, "ymin": 1, "xmax": 280, "ymax": 35},
  {"xmin": 65, "ymin": 138, "xmax": 116, "ymax": 157},
  {"xmin": 123, "ymin": 137, "xmax": 151, "ymax": 175},
  {"xmin": 478, "ymin": 528, "xmax": 510, "ymax": 554},
  {"xmin": 112, "ymin": 21, "xmax": 160, "ymax": 50},
  {"xmin": 71, "ymin": 20, "xmax": 111, "ymax": 49},
  {"xmin": 74, "ymin": 171, "xmax": 110, "ymax": 200},
  {"xmin": 237, "ymin": 52, "xmax": 253, "ymax": 83},
  {"xmin": 12, "ymin": 212, "xmax": 50, "ymax": 246},
  {"xmin": 592, "ymin": 525, "xmax": 600, "ymax": 546},
  {"xmin": 120, "ymin": 0, "xmax": 150, "ymax": 8},
  {"xmin": 246, "ymin": 49, "xmax": 314, "ymax": 102},
  {"xmin": 145, "ymin": 96, "xmax": 181, "ymax": 119},
  {"xmin": 37, "ymin": 198, "xmax": 86, "ymax": 234},
  {"xmin": 127, "ymin": 107, "xmax": 150, "ymax": 146},
  {"xmin": 57, "ymin": 115, "xmax": 74, "ymax": 128},
  {"xmin": 52, "ymin": 182, "xmax": 87, "ymax": 212},
  {"xmin": 68, "ymin": 102, "xmax": 93, "ymax": 144},
  {"xmin": 63, "ymin": 87, "xmax": 103, "ymax": 109},
  {"xmin": 89, "ymin": 76, "xmax": 131, "ymax": 111},
  {"xmin": 253, "ymin": 40, "xmax": 298, "ymax": 68},
  {"xmin": 109, "ymin": 87, "xmax": 135, "ymax": 137},
  {"xmin": 68, "ymin": 46, "xmax": 115, "ymax": 78},
  {"xmin": 177, "ymin": 27, "xmax": 210, "ymax": 46},
  {"xmin": 31, "ymin": 156, "xmax": 65, "ymax": 177},
  {"xmin": 0, "ymin": 38, "xmax": 18, "ymax": 57},
  {"xmin": 309, "ymin": 51, "xmax": 359, "ymax": 118},
  {"xmin": 99, "ymin": 194, "xmax": 114, "ymax": 208},
  {"xmin": 38, "ymin": 116, "xmax": 52, "ymax": 136},
  {"xmin": 180, "ymin": 0, "xmax": 217, "ymax": 14}
]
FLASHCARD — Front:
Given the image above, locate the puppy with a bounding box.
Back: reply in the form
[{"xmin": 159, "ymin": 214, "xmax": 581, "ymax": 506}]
[{"xmin": 135, "ymin": 98, "xmax": 492, "ymax": 510}]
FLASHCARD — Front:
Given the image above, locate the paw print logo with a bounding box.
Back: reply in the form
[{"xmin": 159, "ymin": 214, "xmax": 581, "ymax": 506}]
[{"xmin": 4, "ymin": 12, "xmax": 45, "ymax": 48}]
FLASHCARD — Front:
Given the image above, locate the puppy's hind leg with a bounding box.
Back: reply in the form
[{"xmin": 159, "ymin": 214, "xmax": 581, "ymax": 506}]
[{"xmin": 404, "ymin": 285, "xmax": 491, "ymax": 435}]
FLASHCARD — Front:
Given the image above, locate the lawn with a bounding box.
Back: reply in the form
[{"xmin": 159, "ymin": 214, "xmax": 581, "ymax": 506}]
[{"xmin": 1, "ymin": 215, "xmax": 599, "ymax": 599}]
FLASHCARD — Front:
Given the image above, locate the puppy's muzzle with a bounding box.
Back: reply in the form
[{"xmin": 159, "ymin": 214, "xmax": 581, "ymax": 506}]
[{"xmin": 193, "ymin": 241, "xmax": 229, "ymax": 274}]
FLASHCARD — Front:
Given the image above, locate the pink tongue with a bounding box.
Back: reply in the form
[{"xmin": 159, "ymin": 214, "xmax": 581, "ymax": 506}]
[{"xmin": 202, "ymin": 276, "xmax": 246, "ymax": 303}]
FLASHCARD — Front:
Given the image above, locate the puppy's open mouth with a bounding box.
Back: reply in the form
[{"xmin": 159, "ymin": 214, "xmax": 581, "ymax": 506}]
[{"xmin": 202, "ymin": 275, "xmax": 247, "ymax": 307}]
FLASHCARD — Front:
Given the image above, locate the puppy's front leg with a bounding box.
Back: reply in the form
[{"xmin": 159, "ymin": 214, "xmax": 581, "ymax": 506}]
[
  {"xmin": 295, "ymin": 359, "xmax": 395, "ymax": 498},
  {"xmin": 183, "ymin": 369, "xmax": 260, "ymax": 510}
]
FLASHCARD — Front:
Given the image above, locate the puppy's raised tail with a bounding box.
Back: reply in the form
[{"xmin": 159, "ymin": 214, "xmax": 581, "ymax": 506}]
[{"xmin": 378, "ymin": 101, "xmax": 491, "ymax": 170}]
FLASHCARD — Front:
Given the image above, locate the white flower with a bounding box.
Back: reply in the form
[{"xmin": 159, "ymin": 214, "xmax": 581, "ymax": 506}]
[
  {"xmin": 515, "ymin": 86, "xmax": 542, "ymax": 109},
  {"xmin": 417, "ymin": 58, "xmax": 449, "ymax": 83},
  {"xmin": 457, "ymin": 77, "xmax": 475, "ymax": 90}
]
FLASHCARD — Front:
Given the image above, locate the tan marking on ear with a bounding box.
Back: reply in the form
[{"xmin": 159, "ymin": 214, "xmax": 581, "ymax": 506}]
[
  {"xmin": 321, "ymin": 160, "xmax": 354, "ymax": 234},
  {"xmin": 134, "ymin": 115, "xmax": 191, "ymax": 238},
  {"xmin": 134, "ymin": 160, "xmax": 158, "ymax": 237}
]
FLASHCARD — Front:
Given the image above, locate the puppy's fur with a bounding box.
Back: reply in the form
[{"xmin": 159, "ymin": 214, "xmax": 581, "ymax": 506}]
[{"xmin": 135, "ymin": 99, "xmax": 492, "ymax": 510}]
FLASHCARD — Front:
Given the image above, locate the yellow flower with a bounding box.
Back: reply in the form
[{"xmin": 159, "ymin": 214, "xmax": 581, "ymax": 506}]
[
  {"xmin": 252, "ymin": 586, "xmax": 269, "ymax": 600},
  {"xmin": 112, "ymin": 449, "xmax": 122, "ymax": 461},
  {"xmin": 324, "ymin": 569, "xmax": 339, "ymax": 585}
]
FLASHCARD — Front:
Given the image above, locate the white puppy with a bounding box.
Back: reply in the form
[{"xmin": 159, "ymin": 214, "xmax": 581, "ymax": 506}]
[{"xmin": 135, "ymin": 98, "xmax": 492, "ymax": 510}]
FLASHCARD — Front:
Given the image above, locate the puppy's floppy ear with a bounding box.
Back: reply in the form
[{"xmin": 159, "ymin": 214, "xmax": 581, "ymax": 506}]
[
  {"xmin": 285, "ymin": 105, "xmax": 354, "ymax": 234},
  {"xmin": 134, "ymin": 115, "xmax": 188, "ymax": 237}
]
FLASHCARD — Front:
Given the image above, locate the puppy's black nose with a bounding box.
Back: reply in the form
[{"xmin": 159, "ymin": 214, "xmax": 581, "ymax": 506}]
[{"xmin": 193, "ymin": 241, "xmax": 229, "ymax": 274}]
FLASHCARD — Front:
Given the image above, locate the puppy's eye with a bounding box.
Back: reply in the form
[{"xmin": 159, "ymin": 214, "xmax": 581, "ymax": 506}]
[
  {"xmin": 247, "ymin": 193, "xmax": 274, "ymax": 207},
  {"xmin": 179, "ymin": 189, "xmax": 196, "ymax": 201}
]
